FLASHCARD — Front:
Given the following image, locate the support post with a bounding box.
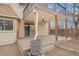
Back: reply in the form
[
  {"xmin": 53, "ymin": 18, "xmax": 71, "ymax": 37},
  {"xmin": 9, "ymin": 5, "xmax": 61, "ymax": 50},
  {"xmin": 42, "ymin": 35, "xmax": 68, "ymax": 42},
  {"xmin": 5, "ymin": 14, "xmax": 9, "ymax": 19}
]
[
  {"xmin": 55, "ymin": 15, "xmax": 58, "ymax": 41},
  {"xmin": 64, "ymin": 4, "xmax": 67, "ymax": 39},
  {"xmin": 64, "ymin": 17, "xmax": 67, "ymax": 39}
]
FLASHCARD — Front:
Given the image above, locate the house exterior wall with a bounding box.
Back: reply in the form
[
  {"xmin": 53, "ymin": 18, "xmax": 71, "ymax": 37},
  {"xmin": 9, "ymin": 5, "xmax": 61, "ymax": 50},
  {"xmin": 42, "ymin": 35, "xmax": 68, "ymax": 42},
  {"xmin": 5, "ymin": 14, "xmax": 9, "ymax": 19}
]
[
  {"xmin": 24, "ymin": 3, "xmax": 73, "ymax": 41},
  {"xmin": 0, "ymin": 4, "xmax": 16, "ymax": 16},
  {"xmin": 9, "ymin": 3, "xmax": 24, "ymax": 19},
  {"xmin": 0, "ymin": 4, "xmax": 18, "ymax": 45},
  {"xmin": 0, "ymin": 18, "xmax": 17, "ymax": 45},
  {"xmin": 38, "ymin": 23, "xmax": 49, "ymax": 35}
]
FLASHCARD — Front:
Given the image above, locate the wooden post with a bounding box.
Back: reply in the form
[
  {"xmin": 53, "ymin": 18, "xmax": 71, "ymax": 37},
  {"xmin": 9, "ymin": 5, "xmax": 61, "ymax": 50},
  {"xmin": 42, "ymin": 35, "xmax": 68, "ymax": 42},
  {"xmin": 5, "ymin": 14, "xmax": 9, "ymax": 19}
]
[
  {"xmin": 64, "ymin": 4, "xmax": 67, "ymax": 39},
  {"xmin": 64, "ymin": 17, "xmax": 67, "ymax": 39},
  {"xmin": 55, "ymin": 15, "xmax": 58, "ymax": 41},
  {"xmin": 16, "ymin": 20, "xmax": 20, "ymax": 39}
]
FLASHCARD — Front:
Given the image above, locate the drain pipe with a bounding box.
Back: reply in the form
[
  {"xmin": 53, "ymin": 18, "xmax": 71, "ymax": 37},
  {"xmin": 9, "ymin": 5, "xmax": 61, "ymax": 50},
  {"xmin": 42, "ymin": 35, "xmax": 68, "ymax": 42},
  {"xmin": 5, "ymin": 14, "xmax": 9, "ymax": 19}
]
[
  {"xmin": 30, "ymin": 9, "xmax": 42, "ymax": 56},
  {"xmin": 33, "ymin": 9, "xmax": 39, "ymax": 40}
]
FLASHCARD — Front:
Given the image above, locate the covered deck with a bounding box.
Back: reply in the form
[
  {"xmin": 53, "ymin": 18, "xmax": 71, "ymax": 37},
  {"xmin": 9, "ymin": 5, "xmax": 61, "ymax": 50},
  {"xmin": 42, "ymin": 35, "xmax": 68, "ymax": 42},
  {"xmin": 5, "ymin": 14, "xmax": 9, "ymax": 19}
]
[{"xmin": 18, "ymin": 3, "xmax": 77, "ymax": 55}]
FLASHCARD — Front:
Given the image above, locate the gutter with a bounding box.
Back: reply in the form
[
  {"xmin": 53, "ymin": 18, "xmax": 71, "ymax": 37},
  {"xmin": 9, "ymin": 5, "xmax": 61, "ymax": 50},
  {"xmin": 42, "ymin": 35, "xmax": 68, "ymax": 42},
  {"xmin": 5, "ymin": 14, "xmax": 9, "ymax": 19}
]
[
  {"xmin": 0, "ymin": 14, "xmax": 20, "ymax": 20},
  {"xmin": 33, "ymin": 9, "xmax": 39, "ymax": 40}
]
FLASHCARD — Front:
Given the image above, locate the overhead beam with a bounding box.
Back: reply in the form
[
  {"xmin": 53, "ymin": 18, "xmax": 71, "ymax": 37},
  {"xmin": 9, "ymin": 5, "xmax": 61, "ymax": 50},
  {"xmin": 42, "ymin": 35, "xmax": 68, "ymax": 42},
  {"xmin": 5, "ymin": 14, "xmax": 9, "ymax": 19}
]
[{"xmin": 57, "ymin": 3, "xmax": 66, "ymax": 10}]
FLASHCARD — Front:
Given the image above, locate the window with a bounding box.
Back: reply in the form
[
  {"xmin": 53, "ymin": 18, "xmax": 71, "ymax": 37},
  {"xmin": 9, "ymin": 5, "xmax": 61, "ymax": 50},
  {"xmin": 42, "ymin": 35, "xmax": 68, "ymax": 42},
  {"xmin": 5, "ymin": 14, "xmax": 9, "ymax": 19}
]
[
  {"xmin": 0, "ymin": 20, "xmax": 13, "ymax": 31},
  {"xmin": 50, "ymin": 19, "xmax": 55, "ymax": 29},
  {"xmin": 58, "ymin": 20, "xmax": 64, "ymax": 29},
  {"xmin": 5, "ymin": 20, "xmax": 13, "ymax": 30},
  {"xmin": 49, "ymin": 18, "xmax": 55, "ymax": 35},
  {"xmin": 0, "ymin": 20, "xmax": 4, "ymax": 30}
]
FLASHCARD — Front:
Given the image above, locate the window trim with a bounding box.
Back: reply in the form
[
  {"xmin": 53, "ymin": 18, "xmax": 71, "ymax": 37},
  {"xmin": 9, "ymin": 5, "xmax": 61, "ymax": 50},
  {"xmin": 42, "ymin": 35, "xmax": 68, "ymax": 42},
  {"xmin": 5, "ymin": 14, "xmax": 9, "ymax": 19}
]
[{"xmin": 0, "ymin": 19, "xmax": 14, "ymax": 32}]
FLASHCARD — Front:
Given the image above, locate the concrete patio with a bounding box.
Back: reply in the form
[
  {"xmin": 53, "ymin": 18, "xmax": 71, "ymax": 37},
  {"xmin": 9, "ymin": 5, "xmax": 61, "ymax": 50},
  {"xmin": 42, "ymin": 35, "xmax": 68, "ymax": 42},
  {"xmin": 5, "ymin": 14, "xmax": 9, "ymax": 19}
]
[
  {"xmin": 17, "ymin": 35, "xmax": 73, "ymax": 56},
  {"xmin": 0, "ymin": 35, "xmax": 79, "ymax": 56},
  {"xmin": 17, "ymin": 35, "xmax": 55, "ymax": 55},
  {"xmin": 0, "ymin": 43, "xmax": 21, "ymax": 56},
  {"xmin": 45, "ymin": 47, "xmax": 79, "ymax": 56},
  {"xmin": 56, "ymin": 39, "xmax": 79, "ymax": 55},
  {"xmin": 0, "ymin": 41, "xmax": 79, "ymax": 56}
]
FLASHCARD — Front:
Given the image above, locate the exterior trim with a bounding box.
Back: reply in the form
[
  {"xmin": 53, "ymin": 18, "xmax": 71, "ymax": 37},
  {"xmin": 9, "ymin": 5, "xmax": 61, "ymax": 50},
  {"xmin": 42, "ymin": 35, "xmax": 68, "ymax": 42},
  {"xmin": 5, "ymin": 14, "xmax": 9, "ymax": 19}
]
[{"xmin": 0, "ymin": 14, "xmax": 20, "ymax": 20}]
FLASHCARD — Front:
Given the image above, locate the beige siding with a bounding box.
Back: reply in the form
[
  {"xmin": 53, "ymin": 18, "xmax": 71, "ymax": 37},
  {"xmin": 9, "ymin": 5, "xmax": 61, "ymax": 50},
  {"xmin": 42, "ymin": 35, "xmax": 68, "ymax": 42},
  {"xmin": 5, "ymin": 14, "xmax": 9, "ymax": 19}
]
[
  {"xmin": 0, "ymin": 18, "xmax": 17, "ymax": 45},
  {"xmin": 0, "ymin": 4, "xmax": 19, "ymax": 45},
  {"xmin": 0, "ymin": 4, "xmax": 16, "ymax": 16},
  {"xmin": 38, "ymin": 23, "xmax": 49, "ymax": 35}
]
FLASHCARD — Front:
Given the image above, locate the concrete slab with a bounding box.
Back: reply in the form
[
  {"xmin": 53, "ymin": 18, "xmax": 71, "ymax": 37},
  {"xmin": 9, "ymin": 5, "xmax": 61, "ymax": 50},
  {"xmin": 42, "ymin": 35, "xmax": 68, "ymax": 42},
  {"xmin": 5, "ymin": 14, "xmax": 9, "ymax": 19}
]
[
  {"xmin": 45, "ymin": 47, "xmax": 79, "ymax": 56},
  {"xmin": 17, "ymin": 35, "xmax": 55, "ymax": 55},
  {"xmin": 0, "ymin": 43, "xmax": 21, "ymax": 56},
  {"xmin": 56, "ymin": 39, "xmax": 79, "ymax": 54}
]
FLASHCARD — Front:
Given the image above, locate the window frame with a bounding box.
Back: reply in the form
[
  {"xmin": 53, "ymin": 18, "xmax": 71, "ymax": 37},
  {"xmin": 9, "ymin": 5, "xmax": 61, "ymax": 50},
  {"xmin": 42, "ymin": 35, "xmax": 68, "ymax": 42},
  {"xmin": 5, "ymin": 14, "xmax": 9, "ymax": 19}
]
[
  {"xmin": 0, "ymin": 19, "xmax": 5, "ymax": 31},
  {"xmin": 0, "ymin": 19, "xmax": 13, "ymax": 32}
]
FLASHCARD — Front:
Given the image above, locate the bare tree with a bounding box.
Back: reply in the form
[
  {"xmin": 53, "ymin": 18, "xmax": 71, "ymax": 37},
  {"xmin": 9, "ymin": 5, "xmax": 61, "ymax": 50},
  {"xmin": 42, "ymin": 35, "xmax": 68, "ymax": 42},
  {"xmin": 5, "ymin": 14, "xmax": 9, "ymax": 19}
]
[{"xmin": 73, "ymin": 3, "xmax": 79, "ymax": 40}]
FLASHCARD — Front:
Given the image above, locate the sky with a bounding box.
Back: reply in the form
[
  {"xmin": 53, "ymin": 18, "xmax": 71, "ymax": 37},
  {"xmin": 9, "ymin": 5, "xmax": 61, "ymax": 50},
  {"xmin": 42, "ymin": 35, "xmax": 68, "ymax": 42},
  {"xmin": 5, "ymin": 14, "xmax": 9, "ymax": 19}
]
[{"xmin": 48, "ymin": 3, "xmax": 79, "ymax": 29}]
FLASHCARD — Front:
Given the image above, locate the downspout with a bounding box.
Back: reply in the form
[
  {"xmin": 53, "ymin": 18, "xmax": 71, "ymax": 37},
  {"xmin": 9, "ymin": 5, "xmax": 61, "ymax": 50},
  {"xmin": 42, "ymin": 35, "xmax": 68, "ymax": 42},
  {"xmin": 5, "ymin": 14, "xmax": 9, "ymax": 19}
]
[
  {"xmin": 33, "ymin": 9, "xmax": 39, "ymax": 40},
  {"xmin": 23, "ymin": 4, "xmax": 39, "ymax": 40}
]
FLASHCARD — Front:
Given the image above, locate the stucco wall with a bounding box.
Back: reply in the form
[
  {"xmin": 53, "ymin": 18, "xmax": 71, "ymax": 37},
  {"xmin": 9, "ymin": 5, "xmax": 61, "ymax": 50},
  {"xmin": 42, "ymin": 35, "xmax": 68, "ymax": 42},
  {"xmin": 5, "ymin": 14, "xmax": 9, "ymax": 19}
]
[
  {"xmin": 38, "ymin": 23, "xmax": 49, "ymax": 35},
  {"xmin": 0, "ymin": 18, "xmax": 17, "ymax": 45}
]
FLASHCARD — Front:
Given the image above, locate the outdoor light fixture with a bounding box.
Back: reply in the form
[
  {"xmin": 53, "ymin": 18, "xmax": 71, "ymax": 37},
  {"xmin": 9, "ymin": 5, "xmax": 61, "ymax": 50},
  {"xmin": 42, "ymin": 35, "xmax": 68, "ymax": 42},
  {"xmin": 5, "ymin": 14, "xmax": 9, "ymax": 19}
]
[{"xmin": 42, "ymin": 18, "xmax": 47, "ymax": 24}]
